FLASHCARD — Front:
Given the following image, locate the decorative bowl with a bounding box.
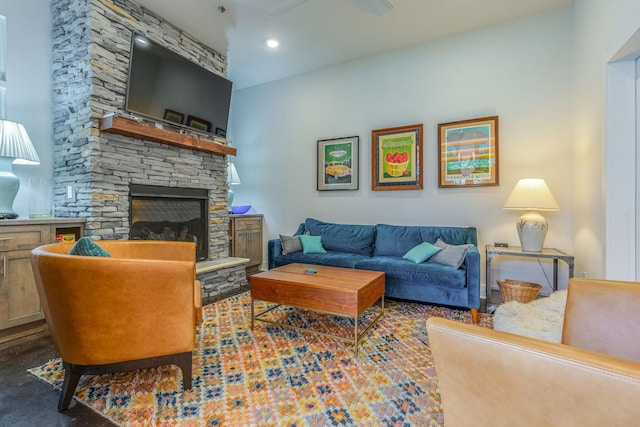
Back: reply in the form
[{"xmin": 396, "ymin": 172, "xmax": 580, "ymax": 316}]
[{"xmin": 231, "ymin": 205, "xmax": 251, "ymax": 214}]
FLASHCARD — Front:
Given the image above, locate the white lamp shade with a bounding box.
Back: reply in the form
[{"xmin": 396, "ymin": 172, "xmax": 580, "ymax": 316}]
[
  {"xmin": 0, "ymin": 120, "xmax": 40, "ymax": 165},
  {"xmin": 227, "ymin": 162, "xmax": 241, "ymax": 185},
  {"xmin": 503, "ymin": 178, "xmax": 559, "ymax": 211}
]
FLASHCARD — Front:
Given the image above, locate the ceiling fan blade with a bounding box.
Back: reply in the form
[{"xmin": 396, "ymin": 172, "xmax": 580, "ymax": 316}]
[
  {"xmin": 344, "ymin": 0, "xmax": 394, "ymax": 15},
  {"xmin": 268, "ymin": 0, "xmax": 309, "ymax": 16}
]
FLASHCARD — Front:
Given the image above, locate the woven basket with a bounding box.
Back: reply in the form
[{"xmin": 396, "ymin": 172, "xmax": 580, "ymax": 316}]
[
  {"xmin": 385, "ymin": 160, "xmax": 409, "ymax": 177},
  {"xmin": 497, "ymin": 280, "xmax": 541, "ymax": 303}
]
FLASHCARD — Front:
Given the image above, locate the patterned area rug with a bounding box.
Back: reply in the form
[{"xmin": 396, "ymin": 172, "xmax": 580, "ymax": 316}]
[{"xmin": 29, "ymin": 293, "xmax": 491, "ymax": 426}]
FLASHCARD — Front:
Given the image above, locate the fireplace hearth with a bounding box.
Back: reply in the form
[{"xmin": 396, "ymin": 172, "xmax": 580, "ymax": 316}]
[{"xmin": 129, "ymin": 184, "xmax": 208, "ymax": 261}]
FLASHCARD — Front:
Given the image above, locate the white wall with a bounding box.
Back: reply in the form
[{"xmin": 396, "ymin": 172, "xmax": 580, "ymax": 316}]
[
  {"xmin": 572, "ymin": 0, "xmax": 640, "ymax": 280},
  {"xmin": 232, "ymin": 7, "xmax": 575, "ymax": 293},
  {"xmin": 0, "ymin": 0, "xmax": 52, "ymax": 217}
]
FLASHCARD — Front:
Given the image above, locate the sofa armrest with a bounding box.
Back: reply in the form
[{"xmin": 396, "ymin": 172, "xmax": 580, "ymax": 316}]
[
  {"xmin": 267, "ymin": 238, "xmax": 282, "ymax": 270},
  {"xmin": 427, "ymin": 317, "xmax": 640, "ymax": 426},
  {"xmin": 563, "ymin": 278, "xmax": 640, "ymax": 362},
  {"xmin": 464, "ymin": 246, "xmax": 481, "ymax": 309}
]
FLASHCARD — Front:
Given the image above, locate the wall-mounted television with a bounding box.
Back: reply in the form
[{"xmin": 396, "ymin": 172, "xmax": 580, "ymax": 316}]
[{"xmin": 125, "ymin": 33, "xmax": 232, "ymax": 137}]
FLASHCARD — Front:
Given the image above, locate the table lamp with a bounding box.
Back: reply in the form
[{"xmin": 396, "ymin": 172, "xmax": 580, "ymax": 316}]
[
  {"xmin": 503, "ymin": 178, "xmax": 559, "ymax": 252},
  {"xmin": 227, "ymin": 162, "xmax": 241, "ymax": 209},
  {"xmin": 0, "ymin": 120, "xmax": 40, "ymax": 219}
]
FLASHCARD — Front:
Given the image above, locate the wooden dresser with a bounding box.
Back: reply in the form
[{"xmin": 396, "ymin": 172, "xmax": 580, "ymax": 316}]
[
  {"xmin": 0, "ymin": 218, "xmax": 85, "ymax": 343},
  {"xmin": 229, "ymin": 214, "xmax": 263, "ymax": 277}
]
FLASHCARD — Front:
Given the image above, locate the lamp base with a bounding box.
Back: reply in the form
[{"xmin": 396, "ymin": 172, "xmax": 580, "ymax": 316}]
[
  {"xmin": 516, "ymin": 210, "xmax": 548, "ymax": 252},
  {"xmin": 0, "ymin": 160, "xmax": 20, "ymax": 220},
  {"xmin": 227, "ymin": 188, "xmax": 234, "ymax": 212}
]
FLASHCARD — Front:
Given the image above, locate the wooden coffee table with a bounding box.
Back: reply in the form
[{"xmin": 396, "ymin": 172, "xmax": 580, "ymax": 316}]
[{"xmin": 250, "ymin": 263, "xmax": 385, "ymax": 355}]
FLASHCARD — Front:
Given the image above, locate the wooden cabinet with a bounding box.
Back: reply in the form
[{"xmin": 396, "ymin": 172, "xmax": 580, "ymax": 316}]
[
  {"xmin": 229, "ymin": 214, "xmax": 263, "ymax": 276},
  {"xmin": 0, "ymin": 218, "xmax": 85, "ymax": 343}
]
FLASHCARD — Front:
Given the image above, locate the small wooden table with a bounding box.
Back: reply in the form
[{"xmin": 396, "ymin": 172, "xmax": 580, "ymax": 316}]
[{"xmin": 250, "ymin": 263, "xmax": 385, "ymax": 355}]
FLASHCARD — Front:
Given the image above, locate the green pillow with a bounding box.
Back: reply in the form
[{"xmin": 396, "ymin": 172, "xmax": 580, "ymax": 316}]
[
  {"xmin": 299, "ymin": 235, "xmax": 327, "ymax": 254},
  {"xmin": 68, "ymin": 237, "xmax": 112, "ymax": 257},
  {"xmin": 403, "ymin": 242, "xmax": 442, "ymax": 263}
]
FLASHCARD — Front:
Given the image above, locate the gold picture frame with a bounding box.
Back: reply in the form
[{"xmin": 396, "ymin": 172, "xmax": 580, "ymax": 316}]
[
  {"xmin": 438, "ymin": 116, "xmax": 499, "ymax": 188},
  {"xmin": 371, "ymin": 124, "xmax": 423, "ymax": 191}
]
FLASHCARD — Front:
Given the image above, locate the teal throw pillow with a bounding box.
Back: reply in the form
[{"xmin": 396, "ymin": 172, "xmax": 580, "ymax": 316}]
[
  {"xmin": 299, "ymin": 235, "xmax": 327, "ymax": 254},
  {"xmin": 68, "ymin": 237, "xmax": 112, "ymax": 257},
  {"xmin": 403, "ymin": 241, "xmax": 442, "ymax": 263}
]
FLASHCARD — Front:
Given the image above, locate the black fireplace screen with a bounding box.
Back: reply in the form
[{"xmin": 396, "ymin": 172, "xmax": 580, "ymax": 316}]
[{"xmin": 129, "ymin": 185, "xmax": 208, "ymax": 261}]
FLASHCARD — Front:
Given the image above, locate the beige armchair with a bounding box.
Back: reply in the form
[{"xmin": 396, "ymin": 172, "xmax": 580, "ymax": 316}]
[
  {"xmin": 427, "ymin": 278, "xmax": 640, "ymax": 426},
  {"xmin": 31, "ymin": 240, "xmax": 203, "ymax": 411}
]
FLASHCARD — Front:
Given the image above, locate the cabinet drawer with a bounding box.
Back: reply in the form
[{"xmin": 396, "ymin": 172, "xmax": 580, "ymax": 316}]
[
  {"xmin": 0, "ymin": 225, "xmax": 50, "ymax": 251},
  {"xmin": 233, "ymin": 218, "xmax": 262, "ymax": 231}
]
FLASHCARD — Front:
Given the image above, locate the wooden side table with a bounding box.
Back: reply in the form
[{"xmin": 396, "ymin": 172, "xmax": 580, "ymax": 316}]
[{"xmin": 485, "ymin": 245, "xmax": 574, "ymax": 306}]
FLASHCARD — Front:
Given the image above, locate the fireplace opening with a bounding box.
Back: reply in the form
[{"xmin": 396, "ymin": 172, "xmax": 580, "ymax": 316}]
[{"xmin": 129, "ymin": 184, "xmax": 208, "ymax": 261}]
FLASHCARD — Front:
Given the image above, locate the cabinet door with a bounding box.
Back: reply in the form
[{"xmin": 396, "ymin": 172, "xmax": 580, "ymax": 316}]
[
  {"xmin": 0, "ymin": 249, "xmax": 43, "ymax": 330},
  {"xmin": 233, "ymin": 229, "xmax": 250, "ymax": 260},
  {"xmin": 246, "ymin": 230, "xmax": 262, "ymax": 267}
]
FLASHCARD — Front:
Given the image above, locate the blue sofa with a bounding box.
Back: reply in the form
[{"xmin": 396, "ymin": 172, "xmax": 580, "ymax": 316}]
[{"xmin": 267, "ymin": 218, "xmax": 481, "ymax": 322}]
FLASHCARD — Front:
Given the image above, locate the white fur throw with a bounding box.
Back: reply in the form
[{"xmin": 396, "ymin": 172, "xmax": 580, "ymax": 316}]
[{"xmin": 493, "ymin": 290, "xmax": 567, "ymax": 343}]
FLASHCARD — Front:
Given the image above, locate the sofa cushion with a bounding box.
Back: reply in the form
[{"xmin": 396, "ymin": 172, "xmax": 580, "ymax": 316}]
[
  {"xmin": 304, "ymin": 218, "xmax": 375, "ymax": 256},
  {"xmin": 280, "ymin": 234, "xmax": 302, "ymax": 254},
  {"xmin": 429, "ymin": 239, "xmax": 473, "ymax": 269},
  {"xmin": 403, "ymin": 242, "xmax": 442, "ymax": 263},
  {"xmin": 274, "ymin": 250, "xmax": 370, "ymax": 269},
  {"xmin": 420, "ymin": 227, "xmax": 477, "ymax": 246},
  {"xmin": 68, "ymin": 237, "xmax": 111, "ymax": 257},
  {"xmin": 299, "ymin": 235, "xmax": 327, "ymax": 254},
  {"xmin": 374, "ymin": 224, "xmax": 424, "ymax": 257},
  {"xmin": 356, "ymin": 256, "xmax": 467, "ymax": 288}
]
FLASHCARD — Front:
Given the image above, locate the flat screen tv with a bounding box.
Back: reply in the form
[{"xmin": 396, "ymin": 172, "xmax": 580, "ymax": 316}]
[{"xmin": 125, "ymin": 33, "xmax": 232, "ymax": 137}]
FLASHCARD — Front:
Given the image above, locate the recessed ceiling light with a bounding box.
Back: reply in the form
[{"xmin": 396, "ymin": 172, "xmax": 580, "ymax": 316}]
[
  {"xmin": 134, "ymin": 35, "xmax": 149, "ymax": 46},
  {"xmin": 266, "ymin": 38, "xmax": 279, "ymax": 48}
]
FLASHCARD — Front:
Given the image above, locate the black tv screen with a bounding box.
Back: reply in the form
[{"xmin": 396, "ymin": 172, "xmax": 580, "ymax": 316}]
[{"xmin": 125, "ymin": 33, "xmax": 232, "ymax": 137}]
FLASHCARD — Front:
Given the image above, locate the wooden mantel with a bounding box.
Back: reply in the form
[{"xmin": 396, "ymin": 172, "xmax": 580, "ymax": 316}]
[{"xmin": 99, "ymin": 115, "xmax": 237, "ymax": 156}]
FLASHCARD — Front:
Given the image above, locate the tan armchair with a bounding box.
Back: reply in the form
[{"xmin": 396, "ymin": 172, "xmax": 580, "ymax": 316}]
[
  {"xmin": 427, "ymin": 278, "xmax": 640, "ymax": 426},
  {"xmin": 31, "ymin": 240, "xmax": 203, "ymax": 411}
]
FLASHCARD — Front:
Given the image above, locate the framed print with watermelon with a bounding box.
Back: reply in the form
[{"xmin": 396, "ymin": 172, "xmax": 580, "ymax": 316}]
[
  {"xmin": 438, "ymin": 116, "xmax": 499, "ymax": 188},
  {"xmin": 317, "ymin": 136, "xmax": 359, "ymax": 191},
  {"xmin": 371, "ymin": 124, "xmax": 423, "ymax": 191}
]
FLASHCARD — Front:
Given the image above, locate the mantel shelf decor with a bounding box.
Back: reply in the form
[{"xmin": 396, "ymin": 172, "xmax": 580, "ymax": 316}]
[{"xmin": 99, "ymin": 115, "xmax": 237, "ymax": 157}]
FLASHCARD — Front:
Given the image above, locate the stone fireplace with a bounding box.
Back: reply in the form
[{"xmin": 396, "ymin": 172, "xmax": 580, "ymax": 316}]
[{"xmin": 49, "ymin": 0, "xmax": 248, "ymax": 300}]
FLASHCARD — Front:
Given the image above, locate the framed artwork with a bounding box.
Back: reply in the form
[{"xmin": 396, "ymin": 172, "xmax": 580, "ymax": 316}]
[
  {"xmin": 317, "ymin": 136, "xmax": 359, "ymax": 191},
  {"xmin": 163, "ymin": 109, "xmax": 184, "ymax": 124},
  {"xmin": 438, "ymin": 116, "xmax": 499, "ymax": 188},
  {"xmin": 371, "ymin": 124, "xmax": 423, "ymax": 191},
  {"xmin": 186, "ymin": 115, "xmax": 211, "ymax": 132}
]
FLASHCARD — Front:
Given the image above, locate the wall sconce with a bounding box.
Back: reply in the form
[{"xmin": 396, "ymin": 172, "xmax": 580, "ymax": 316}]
[
  {"xmin": 503, "ymin": 178, "xmax": 559, "ymax": 252},
  {"xmin": 0, "ymin": 120, "xmax": 40, "ymax": 219}
]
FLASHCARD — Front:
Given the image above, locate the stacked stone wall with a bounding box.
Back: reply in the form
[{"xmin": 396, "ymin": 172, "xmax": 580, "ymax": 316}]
[{"xmin": 51, "ymin": 0, "xmax": 231, "ymax": 259}]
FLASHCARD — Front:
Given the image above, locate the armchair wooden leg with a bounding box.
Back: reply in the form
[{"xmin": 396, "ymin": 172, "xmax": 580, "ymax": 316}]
[
  {"xmin": 175, "ymin": 352, "xmax": 193, "ymax": 389},
  {"xmin": 56, "ymin": 352, "xmax": 194, "ymax": 411},
  {"xmin": 470, "ymin": 308, "xmax": 479, "ymax": 324},
  {"xmin": 58, "ymin": 361, "xmax": 81, "ymax": 412}
]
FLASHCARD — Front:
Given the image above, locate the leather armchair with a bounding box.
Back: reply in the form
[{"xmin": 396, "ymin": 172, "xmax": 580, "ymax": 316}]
[
  {"xmin": 31, "ymin": 240, "xmax": 203, "ymax": 411},
  {"xmin": 427, "ymin": 278, "xmax": 640, "ymax": 426}
]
